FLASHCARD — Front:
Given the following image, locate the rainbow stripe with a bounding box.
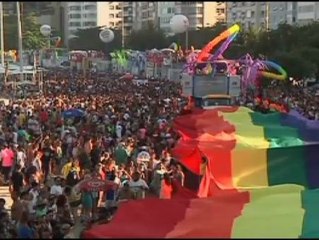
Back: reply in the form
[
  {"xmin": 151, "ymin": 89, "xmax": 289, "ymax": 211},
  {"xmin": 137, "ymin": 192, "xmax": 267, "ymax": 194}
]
[
  {"xmin": 84, "ymin": 185, "xmax": 319, "ymax": 238},
  {"xmin": 83, "ymin": 107, "xmax": 319, "ymax": 238}
]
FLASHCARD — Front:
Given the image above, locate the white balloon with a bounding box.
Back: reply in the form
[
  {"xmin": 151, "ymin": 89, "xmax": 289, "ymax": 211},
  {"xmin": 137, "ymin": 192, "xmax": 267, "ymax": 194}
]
[
  {"xmin": 170, "ymin": 15, "xmax": 189, "ymax": 34},
  {"xmin": 99, "ymin": 29, "xmax": 114, "ymax": 43},
  {"xmin": 40, "ymin": 24, "xmax": 51, "ymax": 37}
]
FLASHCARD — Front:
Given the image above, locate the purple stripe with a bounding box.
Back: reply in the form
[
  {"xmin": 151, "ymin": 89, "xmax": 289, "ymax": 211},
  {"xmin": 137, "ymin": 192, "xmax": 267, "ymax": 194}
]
[{"xmin": 281, "ymin": 111, "xmax": 319, "ymax": 188}]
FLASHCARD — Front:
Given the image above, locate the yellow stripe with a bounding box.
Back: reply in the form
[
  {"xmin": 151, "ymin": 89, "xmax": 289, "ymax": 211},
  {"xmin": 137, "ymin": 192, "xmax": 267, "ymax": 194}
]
[
  {"xmin": 232, "ymin": 185, "xmax": 305, "ymax": 238},
  {"xmin": 222, "ymin": 108, "xmax": 269, "ymax": 188}
]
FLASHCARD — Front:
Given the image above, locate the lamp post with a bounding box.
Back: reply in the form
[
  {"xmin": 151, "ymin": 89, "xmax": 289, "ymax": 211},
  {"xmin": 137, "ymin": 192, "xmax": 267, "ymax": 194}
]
[
  {"xmin": 170, "ymin": 14, "xmax": 190, "ymax": 51},
  {"xmin": 16, "ymin": 2, "xmax": 23, "ymax": 99},
  {"xmin": 0, "ymin": 2, "xmax": 4, "ymax": 68}
]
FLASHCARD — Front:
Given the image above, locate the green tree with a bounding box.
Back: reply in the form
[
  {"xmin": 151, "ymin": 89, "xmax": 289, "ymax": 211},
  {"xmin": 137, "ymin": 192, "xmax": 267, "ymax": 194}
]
[
  {"xmin": 3, "ymin": 13, "xmax": 47, "ymax": 50},
  {"xmin": 127, "ymin": 23, "xmax": 168, "ymax": 50},
  {"xmin": 68, "ymin": 26, "xmax": 122, "ymax": 53}
]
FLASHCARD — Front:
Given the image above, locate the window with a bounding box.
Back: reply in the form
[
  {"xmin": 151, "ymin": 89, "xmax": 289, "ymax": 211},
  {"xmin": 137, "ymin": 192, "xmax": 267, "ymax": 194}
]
[
  {"xmin": 69, "ymin": 6, "xmax": 81, "ymax": 11},
  {"xmin": 69, "ymin": 13, "xmax": 81, "ymax": 19},
  {"xmin": 84, "ymin": 5, "xmax": 96, "ymax": 10},
  {"xmin": 196, "ymin": 17, "xmax": 202, "ymax": 25},
  {"xmin": 83, "ymin": 21, "xmax": 96, "ymax": 27},
  {"xmin": 86, "ymin": 13, "xmax": 96, "ymax": 18},
  {"xmin": 109, "ymin": 14, "xmax": 114, "ymax": 18},
  {"xmin": 109, "ymin": 5, "xmax": 114, "ymax": 10},
  {"xmin": 261, "ymin": 10, "xmax": 265, "ymax": 17},
  {"xmin": 69, "ymin": 22, "xmax": 81, "ymax": 27},
  {"xmin": 196, "ymin": 7, "xmax": 203, "ymax": 14},
  {"xmin": 116, "ymin": 5, "xmax": 121, "ymax": 10}
]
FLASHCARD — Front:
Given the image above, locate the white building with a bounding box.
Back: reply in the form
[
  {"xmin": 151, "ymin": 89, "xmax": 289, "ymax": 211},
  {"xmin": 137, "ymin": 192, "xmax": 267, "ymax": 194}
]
[
  {"xmin": 226, "ymin": 2, "xmax": 290, "ymax": 31},
  {"xmin": 157, "ymin": 2, "xmax": 176, "ymax": 34},
  {"xmin": 105, "ymin": 2, "xmax": 122, "ymax": 30},
  {"xmin": 296, "ymin": 2, "xmax": 319, "ymax": 25},
  {"xmin": 64, "ymin": 2, "xmax": 110, "ymax": 41},
  {"xmin": 175, "ymin": 2, "xmax": 226, "ymax": 31}
]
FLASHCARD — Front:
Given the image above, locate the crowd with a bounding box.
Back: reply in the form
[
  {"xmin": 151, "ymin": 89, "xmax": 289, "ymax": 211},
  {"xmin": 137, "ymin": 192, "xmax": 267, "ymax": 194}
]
[
  {"xmin": 0, "ymin": 70, "xmax": 188, "ymax": 238},
  {"xmin": 238, "ymin": 80, "xmax": 319, "ymax": 119},
  {"xmin": 1, "ymin": 65, "xmax": 319, "ymax": 239}
]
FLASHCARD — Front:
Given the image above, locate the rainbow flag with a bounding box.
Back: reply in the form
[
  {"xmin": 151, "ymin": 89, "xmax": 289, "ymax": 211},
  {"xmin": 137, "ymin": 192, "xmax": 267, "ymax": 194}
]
[
  {"xmin": 173, "ymin": 107, "xmax": 319, "ymax": 190},
  {"xmin": 84, "ymin": 185, "xmax": 319, "ymax": 238},
  {"xmin": 83, "ymin": 107, "xmax": 319, "ymax": 238}
]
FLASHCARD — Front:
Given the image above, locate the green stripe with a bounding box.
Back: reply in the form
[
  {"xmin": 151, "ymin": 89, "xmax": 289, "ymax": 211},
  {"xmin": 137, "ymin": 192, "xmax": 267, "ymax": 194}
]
[
  {"xmin": 300, "ymin": 189, "xmax": 319, "ymax": 238},
  {"xmin": 250, "ymin": 112, "xmax": 308, "ymax": 187},
  {"xmin": 232, "ymin": 185, "xmax": 305, "ymax": 238}
]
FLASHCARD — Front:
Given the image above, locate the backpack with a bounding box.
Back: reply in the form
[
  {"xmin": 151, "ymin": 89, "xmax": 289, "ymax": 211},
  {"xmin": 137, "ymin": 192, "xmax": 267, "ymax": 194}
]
[{"xmin": 66, "ymin": 169, "xmax": 79, "ymax": 187}]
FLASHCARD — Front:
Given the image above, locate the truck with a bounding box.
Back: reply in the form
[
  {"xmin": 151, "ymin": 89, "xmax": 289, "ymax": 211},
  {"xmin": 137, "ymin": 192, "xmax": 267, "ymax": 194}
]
[{"xmin": 181, "ymin": 60, "xmax": 241, "ymax": 108}]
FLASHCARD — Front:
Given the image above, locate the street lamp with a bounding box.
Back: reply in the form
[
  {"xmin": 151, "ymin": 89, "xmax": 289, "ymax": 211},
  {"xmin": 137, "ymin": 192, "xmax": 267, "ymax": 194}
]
[
  {"xmin": 170, "ymin": 14, "xmax": 189, "ymax": 51},
  {"xmin": 99, "ymin": 28, "xmax": 115, "ymax": 71}
]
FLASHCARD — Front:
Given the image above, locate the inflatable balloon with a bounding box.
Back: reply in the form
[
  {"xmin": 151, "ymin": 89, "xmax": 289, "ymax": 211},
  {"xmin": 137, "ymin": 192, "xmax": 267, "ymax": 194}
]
[
  {"xmin": 40, "ymin": 25, "xmax": 51, "ymax": 37},
  {"xmin": 99, "ymin": 29, "xmax": 114, "ymax": 43},
  {"xmin": 170, "ymin": 15, "xmax": 189, "ymax": 34}
]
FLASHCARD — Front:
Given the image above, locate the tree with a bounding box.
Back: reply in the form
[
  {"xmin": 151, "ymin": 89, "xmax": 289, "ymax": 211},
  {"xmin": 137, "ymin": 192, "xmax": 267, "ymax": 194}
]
[
  {"xmin": 3, "ymin": 13, "xmax": 47, "ymax": 50},
  {"xmin": 126, "ymin": 23, "xmax": 168, "ymax": 50},
  {"xmin": 68, "ymin": 26, "xmax": 122, "ymax": 53}
]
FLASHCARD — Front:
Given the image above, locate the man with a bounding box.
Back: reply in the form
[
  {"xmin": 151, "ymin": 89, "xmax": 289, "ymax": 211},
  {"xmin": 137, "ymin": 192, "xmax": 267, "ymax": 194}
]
[
  {"xmin": 10, "ymin": 164, "xmax": 24, "ymax": 195},
  {"xmin": 41, "ymin": 139, "xmax": 55, "ymax": 180},
  {"xmin": 50, "ymin": 177, "xmax": 64, "ymax": 196}
]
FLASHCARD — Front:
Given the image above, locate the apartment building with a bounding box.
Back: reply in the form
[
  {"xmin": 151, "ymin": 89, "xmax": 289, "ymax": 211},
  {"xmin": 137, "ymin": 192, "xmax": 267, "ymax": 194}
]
[
  {"xmin": 133, "ymin": 2, "xmax": 158, "ymax": 30},
  {"xmin": 157, "ymin": 2, "xmax": 176, "ymax": 33},
  {"xmin": 105, "ymin": 2, "xmax": 122, "ymax": 30},
  {"xmin": 63, "ymin": 2, "xmax": 111, "ymax": 41},
  {"xmin": 175, "ymin": 2, "xmax": 226, "ymax": 30},
  {"xmin": 296, "ymin": 2, "xmax": 319, "ymax": 25}
]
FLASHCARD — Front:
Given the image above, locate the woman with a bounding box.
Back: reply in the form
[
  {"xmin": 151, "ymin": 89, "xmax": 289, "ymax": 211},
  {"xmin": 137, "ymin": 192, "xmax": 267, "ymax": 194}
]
[
  {"xmin": 159, "ymin": 173, "xmax": 173, "ymax": 199},
  {"xmin": 80, "ymin": 174, "xmax": 93, "ymax": 219},
  {"xmin": 171, "ymin": 164, "xmax": 185, "ymax": 187}
]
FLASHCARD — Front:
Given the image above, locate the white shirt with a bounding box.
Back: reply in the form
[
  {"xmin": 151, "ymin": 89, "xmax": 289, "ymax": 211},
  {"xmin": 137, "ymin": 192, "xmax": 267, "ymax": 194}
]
[
  {"xmin": 128, "ymin": 179, "xmax": 149, "ymax": 192},
  {"xmin": 50, "ymin": 184, "xmax": 63, "ymax": 196},
  {"xmin": 116, "ymin": 124, "xmax": 122, "ymax": 139},
  {"xmin": 17, "ymin": 150, "xmax": 26, "ymax": 169}
]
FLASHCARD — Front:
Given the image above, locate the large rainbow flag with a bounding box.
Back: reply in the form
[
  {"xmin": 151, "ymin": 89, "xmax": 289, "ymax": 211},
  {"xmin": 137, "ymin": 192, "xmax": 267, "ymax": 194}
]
[{"xmin": 84, "ymin": 107, "xmax": 319, "ymax": 238}]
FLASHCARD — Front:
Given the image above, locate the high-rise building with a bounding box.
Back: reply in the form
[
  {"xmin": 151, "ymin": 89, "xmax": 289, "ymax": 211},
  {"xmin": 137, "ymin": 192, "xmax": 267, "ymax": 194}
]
[
  {"xmin": 175, "ymin": 2, "xmax": 226, "ymax": 30},
  {"xmin": 157, "ymin": 2, "xmax": 176, "ymax": 33},
  {"xmin": 63, "ymin": 2, "xmax": 111, "ymax": 41},
  {"xmin": 105, "ymin": 2, "xmax": 122, "ymax": 30},
  {"xmin": 295, "ymin": 2, "xmax": 319, "ymax": 25},
  {"xmin": 226, "ymin": 2, "xmax": 269, "ymax": 30},
  {"xmin": 286, "ymin": 2, "xmax": 297, "ymax": 25}
]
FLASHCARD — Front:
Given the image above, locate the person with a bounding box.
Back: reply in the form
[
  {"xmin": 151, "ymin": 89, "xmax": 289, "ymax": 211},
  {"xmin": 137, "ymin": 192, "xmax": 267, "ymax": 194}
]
[
  {"xmin": 17, "ymin": 211, "xmax": 36, "ymax": 239},
  {"xmin": 0, "ymin": 143, "xmax": 15, "ymax": 184},
  {"xmin": 64, "ymin": 186, "xmax": 81, "ymax": 222},
  {"xmin": 159, "ymin": 173, "xmax": 173, "ymax": 199},
  {"xmin": 128, "ymin": 171, "xmax": 149, "ymax": 199},
  {"xmin": 65, "ymin": 161, "xmax": 80, "ymax": 187},
  {"xmin": 50, "ymin": 177, "xmax": 64, "ymax": 196},
  {"xmin": 118, "ymin": 182, "xmax": 134, "ymax": 201},
  {"xmin": 10, "ymin": 164, "xmax": 24, "ymax": 195},
  {"xmin": 171, "ymin": 164, "xmax": 185, "ymax": 187}
]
